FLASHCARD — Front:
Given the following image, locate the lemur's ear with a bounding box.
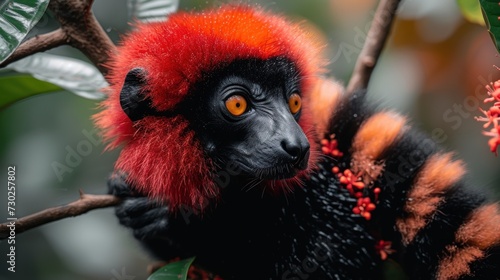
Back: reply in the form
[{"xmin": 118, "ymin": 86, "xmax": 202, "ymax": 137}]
[{"xmin": 120, "ymin": 68, "xmax": 156, "ymax": 122}]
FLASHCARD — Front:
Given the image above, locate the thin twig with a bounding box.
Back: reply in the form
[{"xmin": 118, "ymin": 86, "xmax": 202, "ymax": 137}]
[
  {"xmin": 346, "ymin": 0, "xmax": 401, "ymax": 94},
  {"xmin": 0, "ymin": 29, "xmax": 68, "ymax": 67},
  {"xmin": 0, "ymin": 191, "xmax": 121, "ymax": 239}
]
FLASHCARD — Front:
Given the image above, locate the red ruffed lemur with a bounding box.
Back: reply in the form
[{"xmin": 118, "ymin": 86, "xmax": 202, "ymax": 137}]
[{"xmin": 95, "ymin": 5, "xmax": 500, "ymax": 280}]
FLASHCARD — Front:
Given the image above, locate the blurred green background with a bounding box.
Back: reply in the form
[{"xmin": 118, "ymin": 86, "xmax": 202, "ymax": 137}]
[{"xmin": 1, "ymin": 0, "xmax": 499, "ymax": 279}]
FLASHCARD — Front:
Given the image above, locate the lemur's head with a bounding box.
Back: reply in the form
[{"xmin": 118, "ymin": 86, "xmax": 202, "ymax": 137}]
[{"xmin": 95, "ymin": 5, "xmax": 339, "ymax": 211}]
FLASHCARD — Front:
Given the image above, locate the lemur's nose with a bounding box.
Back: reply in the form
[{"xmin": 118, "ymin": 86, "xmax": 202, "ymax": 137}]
[{"xmin": 281, "ymin": 138, "xmax": 310, "ymax": 170}]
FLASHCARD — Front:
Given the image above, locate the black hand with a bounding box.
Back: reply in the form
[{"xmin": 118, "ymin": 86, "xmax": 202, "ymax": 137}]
[{"xmin": 107, "ymin": 172, "xmax": 170, "ymax": 240}]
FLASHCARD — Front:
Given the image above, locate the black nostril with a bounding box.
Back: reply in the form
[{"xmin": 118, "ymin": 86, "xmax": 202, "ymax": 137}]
[{"xmin": 281, "ymin": 140, "xmax": 302, "ymax": 160}]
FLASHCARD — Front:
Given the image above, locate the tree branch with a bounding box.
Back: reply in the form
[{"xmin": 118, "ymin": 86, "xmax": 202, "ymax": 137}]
[
  {"xmin": 0, "ymin": 29, "xmax": 68, "ymax": 67},
  {"xmin": 346, "ymin": 0, "xmax": 401, "ymax": 94},
  {"xmin": 48, "ymin": 0, "xmax": 116, "ymax": 76},
  {"xmin": 0, "ymin": 191, "xmax": 121, "ymax": 239},
  {"xmin": 0, "ymin": 0, "xmax": 116, "ymax": 77}
]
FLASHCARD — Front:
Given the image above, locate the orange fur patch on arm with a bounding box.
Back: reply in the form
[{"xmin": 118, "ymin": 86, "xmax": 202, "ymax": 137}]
[
  {"xmin": 352, "ymin": 112, "xmax": 406, "ymax": 160},
  {"xmin": 308, "ymin": 78, "xmax": 343, "ymax": 137},
  {"xmin": 437, "ymin": 246, "xmax": 484, "ymax": 280},
  {"xmin": 456, "ymin": 204, "xmax": 500, "ymax": 249},
  {"xmin": 397, "ymin": 153, "xmax": 466, "ymax": 245},
  {"xmin": 350, "ymin": 112, "xmax": 406, "ymax": 181},
  {"xmin": 436, "ymin": 204, "xmax": 500, "ymax": 279}
]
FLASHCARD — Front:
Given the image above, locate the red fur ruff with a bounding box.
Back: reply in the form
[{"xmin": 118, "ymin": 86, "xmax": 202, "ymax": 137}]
[
  {"xmin": 94, "ymin": 5, "xmax": 327, "ymax": 211},
  {"xmin": 115, "ymin": 117, "xmax": 217, "ymax": 210}
]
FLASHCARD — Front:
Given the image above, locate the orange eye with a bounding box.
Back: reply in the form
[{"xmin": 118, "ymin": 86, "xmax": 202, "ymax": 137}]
[
  {"xmin": 289, "ymin": 93, "xmax": 302, "ymax": 114},
  {"xmin": 225, "ymin": 95, "xmax": 248, "ymax": 116}
]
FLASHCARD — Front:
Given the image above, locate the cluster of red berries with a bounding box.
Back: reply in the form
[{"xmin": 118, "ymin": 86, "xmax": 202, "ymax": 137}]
[
  {"xmin": 321, "ymin": 134, "xmax": 393, "ymax": 260},
  {"xmin": 476, "ymin": 80, "xmax": 500, "ymax": 156},
  {"xmin": 320, "ymin": 135, "xmax": 343, "ymax": 157},
  {"xmin": 321, "ymin": 134, "xmax": 380, "ymax": 221}
]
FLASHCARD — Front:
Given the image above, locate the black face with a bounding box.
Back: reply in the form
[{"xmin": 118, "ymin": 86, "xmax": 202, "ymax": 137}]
[
  {"xmin": 119, "ymin": 57, "xmax": 310, "ymax": 181},
  {"xmin": 181, "ymin": 57, "xmax": 310, "ymax": 180}
]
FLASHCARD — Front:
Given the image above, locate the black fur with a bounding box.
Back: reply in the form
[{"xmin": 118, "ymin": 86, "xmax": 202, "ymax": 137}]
[
  {"xmin": 328, "ymin": 90, "xmax": 374, "ymax": 155},
  {"xmin": 108, "ymin": 162, "xmax": 381, "ymax": 279}
]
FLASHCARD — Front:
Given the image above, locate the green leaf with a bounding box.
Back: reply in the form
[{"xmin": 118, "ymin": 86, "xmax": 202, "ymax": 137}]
[
  {"xmin": 6, "ymin": 53, "xmax": 107, "ymax": 100},
  {"xmin": 0, "ymin": 75, "xmax": 62, "ymax": 110},
  {"xmin": 128, "ymin": 0, "xmax": 179, "ymax": 22},
  {"xmin": 480, "ymin": 0, "xmax": 500, "ymax": 53},
  {"xmin": 457, "ymin": 0, "xmax": 486, "ymax": 25},
  {"xmin": 0, "ymin": 0, "xmax": 50, "ymax": 63},
  {"xmin": 147, "ymin": 257, "xmax": 195, "ymax": 280}
]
